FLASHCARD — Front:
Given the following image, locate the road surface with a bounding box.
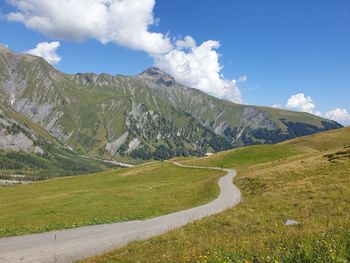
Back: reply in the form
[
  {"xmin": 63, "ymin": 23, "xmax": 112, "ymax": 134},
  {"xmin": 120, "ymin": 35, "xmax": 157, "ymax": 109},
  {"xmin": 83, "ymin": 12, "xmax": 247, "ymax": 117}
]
[{"xmin": 0, "ymin": 162, "xmax": 241, "ymax": 263}]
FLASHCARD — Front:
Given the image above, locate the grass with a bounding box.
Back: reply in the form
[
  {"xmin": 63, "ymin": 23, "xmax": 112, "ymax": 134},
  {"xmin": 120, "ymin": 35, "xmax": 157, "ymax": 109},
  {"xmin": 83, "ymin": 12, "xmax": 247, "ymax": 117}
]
[
  {"xmin": 281, "ymin": 126, "xmax": 350, "ymax": 151},
  {"xmin": 177, "ymin": 127, "xmax": 350, "ymax": 170},
  {"xmin": 0, "ymin": 162, "xmax": 224, "ymax": 237},
  {"xmin": 260, "ymin": 106, "xmax": 327, "ymax": 131},
  {"xmin": 176, "ymin": 144, "xmax": 299, "ymax": 170},
  {"xmin": 82, "ymin": 127, "xmax": 350, "ymax": 262}
]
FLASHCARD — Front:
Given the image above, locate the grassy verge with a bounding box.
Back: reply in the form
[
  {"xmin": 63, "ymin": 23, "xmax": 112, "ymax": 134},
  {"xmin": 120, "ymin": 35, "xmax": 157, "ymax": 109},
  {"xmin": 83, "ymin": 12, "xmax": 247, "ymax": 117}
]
[
  {"xmin": 82, "ymin": 127, "xmax": 350, "ymax": 262},
  {"xmin": 176, "ymin": 144, "xmax": 300, "ymax": 170},
  {"xmin": 0, "ymin": 162, "xmax": 224, "ymax": 237}
]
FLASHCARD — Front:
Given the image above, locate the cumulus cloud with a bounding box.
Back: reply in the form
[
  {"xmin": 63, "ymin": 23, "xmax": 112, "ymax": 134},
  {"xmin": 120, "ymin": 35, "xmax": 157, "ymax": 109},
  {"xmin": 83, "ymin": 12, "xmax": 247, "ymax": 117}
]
[
  {"xmin": 154, "ymin": 40, "xmax": 242, "ymax": 103},
  {"xmin": 281, "ymin": 93, "xmax": 349, "ymax": 125},
  {"xmin": 238, "ymin": 75, "xmax": 248, "ymax": 82},
  {"xmin": 175, "ymin": 36, "xmax": 196, "ymax": 50},
  {"xmin": 286, "ymin": 93, "xmax": 320, "ymax": 115},
  {"xmin": 25, "ymin": 41, "xmax": 61, "ymax": 65},
  {"xmin": 325, "ymin": 108, "xmax": 350, "ymax": 122},
  {"xmin": 272, "ymin": 104, "xmax": 283, "ymax": 109},
  {"xmin": 7, "ymin": 0, "xmax": 172, "ymax": 55},
  {"xmin": 7, "ymin": 0, "xmax": 242, "ymax": 103}
]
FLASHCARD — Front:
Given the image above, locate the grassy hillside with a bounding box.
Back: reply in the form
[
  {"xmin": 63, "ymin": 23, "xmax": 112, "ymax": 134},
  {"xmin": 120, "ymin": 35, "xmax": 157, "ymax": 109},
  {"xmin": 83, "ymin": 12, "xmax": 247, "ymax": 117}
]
[
  {"xmin": 83, "ymin": 127, "xmax": 350, "ymax": 262},
  {"xmin": 0, "ymin": 162, "xmax": 224, "ymax": 237},
  {"xmin": 174, "ymin": 144, "xmax": 299, "ymax": 169},
  {"xmin": 177, "ymin": 127, "xmax": 350, "ymax": 169},
  {"xmin": 260, "ymin": 106, "xmax": 328, "ymax": 131}
]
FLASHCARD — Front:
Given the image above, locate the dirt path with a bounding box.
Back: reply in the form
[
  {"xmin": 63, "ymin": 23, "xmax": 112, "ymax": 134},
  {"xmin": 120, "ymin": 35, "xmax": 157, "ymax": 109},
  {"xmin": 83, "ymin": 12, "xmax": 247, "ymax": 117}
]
[{"xmin": 0, "ymin": 162, "xmax": 241, "ymax": 263}]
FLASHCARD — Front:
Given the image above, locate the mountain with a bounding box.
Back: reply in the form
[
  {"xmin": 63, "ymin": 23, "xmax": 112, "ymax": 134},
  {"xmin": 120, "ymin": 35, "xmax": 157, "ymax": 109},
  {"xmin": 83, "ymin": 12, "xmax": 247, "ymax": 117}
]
[
  {"xmin": 0, "ymin": 94, "xmax": 114, "ymax": 181},
  {"xmin": 0, "ymin": 45, "xmax": 343, "ymax": 162}
]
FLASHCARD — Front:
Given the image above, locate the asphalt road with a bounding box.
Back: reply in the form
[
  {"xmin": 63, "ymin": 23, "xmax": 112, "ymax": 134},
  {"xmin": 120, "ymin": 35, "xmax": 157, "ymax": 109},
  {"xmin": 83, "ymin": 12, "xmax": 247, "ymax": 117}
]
[{"xmin": 0, "ymin": 162, "xmax": 241, "ymax": 263}]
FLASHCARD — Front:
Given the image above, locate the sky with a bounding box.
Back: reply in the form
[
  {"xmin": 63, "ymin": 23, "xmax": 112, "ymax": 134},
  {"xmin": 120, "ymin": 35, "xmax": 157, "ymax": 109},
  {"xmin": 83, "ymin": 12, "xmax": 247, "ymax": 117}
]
[{"xmin": 0, "ymin": 0, "xmax": 349, "ymax": 124}]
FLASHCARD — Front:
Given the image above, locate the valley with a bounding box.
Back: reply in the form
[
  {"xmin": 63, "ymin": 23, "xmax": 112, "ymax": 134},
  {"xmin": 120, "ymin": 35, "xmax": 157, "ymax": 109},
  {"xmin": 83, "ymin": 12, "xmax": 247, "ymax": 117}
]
[
  {"xmin": 1, "ymin": 1, "xmax": 349, "ymax": 262},
  {"xmin": 0, "ymin": 45, "xmax": 348, "ymax": 262},
  {"xmin": 0, "ymin": 127, "xmax": 348, "ymax": 262}
]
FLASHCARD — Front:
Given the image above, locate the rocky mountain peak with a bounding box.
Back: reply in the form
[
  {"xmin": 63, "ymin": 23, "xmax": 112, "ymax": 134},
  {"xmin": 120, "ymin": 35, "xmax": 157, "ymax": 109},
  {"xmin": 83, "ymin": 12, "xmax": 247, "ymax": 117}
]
[
  {"xmin": 0, "ymin": 45, "xmax": 57, "ymax": 69},
  {"xmin": 0, "ymin": 45, "xmax": 12, "ymax": 53},
  {"xmin": 137, "ymin": 67, "xmax": 176, "ymax": 87},
  {"xmin": 0, "ymin": 45, "xmax": 17, "ymax": 62}
]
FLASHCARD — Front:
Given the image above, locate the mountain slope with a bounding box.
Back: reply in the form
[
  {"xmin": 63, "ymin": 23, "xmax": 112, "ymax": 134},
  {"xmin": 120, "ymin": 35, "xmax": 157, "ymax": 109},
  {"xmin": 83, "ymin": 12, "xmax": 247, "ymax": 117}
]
[
  {"xmin": 0, "ymin": 46, "xmax": 343, "ymax": 160},
  {"xmin": 0, "ymin": 99, "xmax": 114, "ymax": 182}
]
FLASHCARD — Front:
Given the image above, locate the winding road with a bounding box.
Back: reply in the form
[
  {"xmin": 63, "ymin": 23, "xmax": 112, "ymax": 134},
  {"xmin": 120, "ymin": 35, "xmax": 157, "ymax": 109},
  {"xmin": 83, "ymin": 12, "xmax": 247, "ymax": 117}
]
[{"xmin": 0, "ymin": 162, "xmax": 241, "ymax": 263}]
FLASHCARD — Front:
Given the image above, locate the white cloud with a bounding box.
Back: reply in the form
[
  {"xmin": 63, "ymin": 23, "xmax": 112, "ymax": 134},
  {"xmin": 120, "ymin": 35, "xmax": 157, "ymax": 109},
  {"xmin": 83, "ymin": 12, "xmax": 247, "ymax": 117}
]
[
  {"xmin": 281, "ymin": 93, "xmax": 349, "ymax": 125},
  {"xmin": 238, "ymin": 75, "xmax": 248, "ymax": 82},
  {"xmin": 325, "ymin": 108, "xmax": 350, "ymax": 122},
  {"xmin": 154, "ymin": 40, "xmax": 242, "ymax": 103},
  {"xmin": 7, "ymin": 0, "xmax": 242, "ymax": 103},
  {"xmin": 175, "ymin": 36, "xmax": 196, "ymax": 50},
  {"xmin": 286, "ymin": 93, "xmax": 320, "ymax": 115},
  {"xmin": 7, "ymin": 0, "xmax": 172, "ymax": 55},
  {"xmin": 25, "ymin": 41, "xmax": 61, "ymax": 65},
  {"xmin": 272, "ymin": 104, "xmax": 283, "ymax": 109}
]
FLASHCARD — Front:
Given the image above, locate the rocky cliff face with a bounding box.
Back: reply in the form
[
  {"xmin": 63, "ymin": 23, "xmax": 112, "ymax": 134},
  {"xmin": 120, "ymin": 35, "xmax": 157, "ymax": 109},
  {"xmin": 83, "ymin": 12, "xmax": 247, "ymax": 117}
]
[
  {"xmin": 0, "ymin": 46, "xmax": 343, "ymax": 160},
  {"xmin": 0, "ymin": 100, "xmax": 113, "ymax": 180}
]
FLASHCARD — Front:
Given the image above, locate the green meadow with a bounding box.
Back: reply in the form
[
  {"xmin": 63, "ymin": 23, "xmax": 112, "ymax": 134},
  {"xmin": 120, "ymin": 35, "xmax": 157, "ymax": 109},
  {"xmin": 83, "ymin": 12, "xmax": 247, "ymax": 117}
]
[
  {"xmin": 82, "ymin": 127, "xmax": 350, "ymax": 262},
  {"xmin": 0, "ymin": 162, "xmax": 224, "ymax": 237}
]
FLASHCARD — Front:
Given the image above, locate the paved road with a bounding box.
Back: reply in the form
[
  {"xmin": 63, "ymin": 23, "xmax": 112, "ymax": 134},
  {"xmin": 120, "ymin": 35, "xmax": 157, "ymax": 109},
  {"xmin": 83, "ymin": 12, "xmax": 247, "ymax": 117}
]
[{"xmin": 0, "ymin": 162, "xmax": 241, "ymax": 263}]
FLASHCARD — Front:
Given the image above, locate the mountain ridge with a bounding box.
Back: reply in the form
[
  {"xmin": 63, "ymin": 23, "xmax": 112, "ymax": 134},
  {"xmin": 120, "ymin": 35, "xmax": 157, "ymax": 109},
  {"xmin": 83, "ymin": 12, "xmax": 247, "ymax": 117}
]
[{"xmin": 0, "ymin": 46, "xmax": 343, "ymax": 162}]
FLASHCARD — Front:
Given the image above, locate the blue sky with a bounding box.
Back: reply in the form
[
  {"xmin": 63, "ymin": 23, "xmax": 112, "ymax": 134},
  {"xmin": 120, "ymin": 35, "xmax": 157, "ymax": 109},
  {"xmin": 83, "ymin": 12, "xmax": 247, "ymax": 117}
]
[{"xmin": 0, "ymin": 0, "xmax": 349, "ymax": 124}]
